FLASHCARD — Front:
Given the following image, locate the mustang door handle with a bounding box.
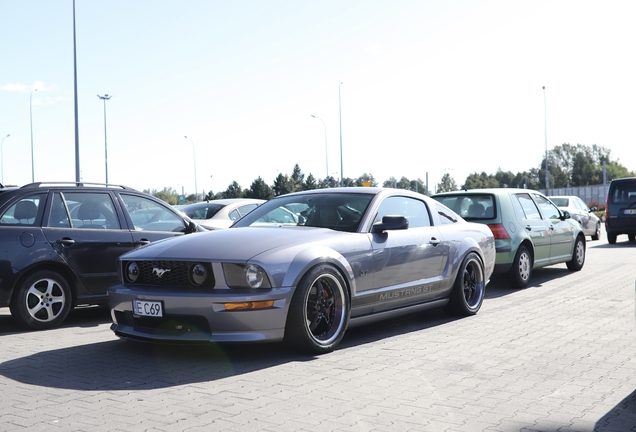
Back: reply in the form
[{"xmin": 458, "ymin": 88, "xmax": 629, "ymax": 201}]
[
  {"xmin": 429, "ymin": 238, "xmax": 441, "ymax": 246},
  {"xmin": 56, "ymin": 238, "xmax": 75, "ymax": 246},
  {"xmin": 136, "ymin": 239, "xmax": 151, "ymax": 246}
]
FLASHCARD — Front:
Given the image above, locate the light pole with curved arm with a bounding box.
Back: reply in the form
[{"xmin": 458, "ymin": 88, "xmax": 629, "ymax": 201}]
[
  {"xmin": 310, "ymin": 115, "xmax": 328, "ymax": 182},
  {"xmin": 30, "ymin": 89, "xmax": 37, "ymax": 182},
  {"xmin": 97, "ymin": 94, "xmax": 112, "ymax": 184},
  {"xmin": 184, "ymin": 136, "xmax": 198, "ymax": 201},
  {"xmin": 1, "ymin": 134, "xmax": 10, "ymax": 185}
]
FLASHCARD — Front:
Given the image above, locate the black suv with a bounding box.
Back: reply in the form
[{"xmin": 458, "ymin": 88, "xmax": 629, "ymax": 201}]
[
  {"xmin": 0, "ymin": 182, "xmax": 202, "ymax": 329},
  {"xmin": 605, "ymin": 177, "xmax": 636, "ymax": 244}
]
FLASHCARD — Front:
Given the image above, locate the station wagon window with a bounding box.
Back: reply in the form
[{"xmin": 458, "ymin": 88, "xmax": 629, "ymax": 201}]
[
  {"xmin": 0, "ymin": 193, "xmax": 46, "ymax": 226},
  {"xmin": 121, "ymin": 194, "xmax": 186, "ymax": 232},
  {"xmin": 63, "ymin": 192, "xmax": 121, "ymax": 229},
  {"xmin": 374, "ymin": 196, "xmax": 431, "ymax": 228},
  {"xmin": 513, "ymin": 193, "xmax": 542, "ymax": 220}
]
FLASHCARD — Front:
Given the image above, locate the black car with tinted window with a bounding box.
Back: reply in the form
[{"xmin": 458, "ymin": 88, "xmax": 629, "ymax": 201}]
[
  {"xmin": 605, "ymin": 177, "xmax": 636, "ymax": 244},
  {"xmin": 0, "ymin": 182, "xmax": 202, "ymax": 330}
]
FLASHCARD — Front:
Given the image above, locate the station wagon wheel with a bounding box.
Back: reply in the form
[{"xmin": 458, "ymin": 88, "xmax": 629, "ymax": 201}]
[
  {"xmin": 10, "ymin": 270, "xmax": 72, "ymax": 330},
  {"xmin": 448, "ymin": 252, "xmax": 484, "ymax": 315},
  {"xmin": 508, "ymin": 245, "xmax": 532, "ymax": 288},
  {"xmin": 607, "ymin": 232, "xmax": 617, "ymax": 244},
  {"xmin": 285, "ymin": 264, "xmax": 349, "ymax": 354},
  {"xmin": 566, "ymin": 235, "xmax": 586, "ymax": 271}
]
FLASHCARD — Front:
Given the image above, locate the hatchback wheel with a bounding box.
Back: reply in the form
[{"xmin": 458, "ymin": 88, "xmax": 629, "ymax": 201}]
[
  {"xmin": 566, "ymin": 236, "xmax": 585, "ymax": 271},
  {"xmin": 10, "ymin": 270, "xmax": 72, "ymax": 330},
  {"xmin": 508, "ymin": 245, "xmax": 532, "ymax": 288}
]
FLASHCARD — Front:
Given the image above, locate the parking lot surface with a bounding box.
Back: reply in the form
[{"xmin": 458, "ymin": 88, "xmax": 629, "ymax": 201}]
[{"xmin": 1, "ymin": 228, "xmax": 635, "ymax": 432}]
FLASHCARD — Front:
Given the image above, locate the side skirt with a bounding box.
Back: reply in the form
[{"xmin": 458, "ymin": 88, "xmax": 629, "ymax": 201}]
[{"xmin": 347, "ymin": 298, "xmax": 449, "ymax": 329}]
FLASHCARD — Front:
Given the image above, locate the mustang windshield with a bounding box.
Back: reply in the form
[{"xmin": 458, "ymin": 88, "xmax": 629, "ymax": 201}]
[{"xmin": 233, "ymin": 192, "xmax": 374, "ymax": 233}]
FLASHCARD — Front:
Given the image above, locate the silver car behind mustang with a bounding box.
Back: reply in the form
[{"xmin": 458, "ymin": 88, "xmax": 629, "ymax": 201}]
[{"xmin": 108, "ymin": 187, "xmax": 496, "ymax": 354}]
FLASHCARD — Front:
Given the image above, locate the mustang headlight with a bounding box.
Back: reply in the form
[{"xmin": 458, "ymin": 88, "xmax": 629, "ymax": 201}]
[
  {"xmin": 223, "ymin": 263, "xmax": 272, "ymax": 289},
  {"xmin": 125, "ymin": 262, "xmax": 140, "ymax": 283},
  {"xmin": 190, "ymin": 263, "xmax": 208, "ymax": 286}
]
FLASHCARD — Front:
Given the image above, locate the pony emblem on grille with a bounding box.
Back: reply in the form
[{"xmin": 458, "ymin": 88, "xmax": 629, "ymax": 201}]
[{"xmin": 152, "ymin": 268, "xmax": 171, "ymax": 278}]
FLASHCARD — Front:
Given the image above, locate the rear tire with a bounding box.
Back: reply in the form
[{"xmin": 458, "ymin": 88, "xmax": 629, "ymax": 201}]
[
  {"xmin": 607, "ymin": 232, "xmax": 617, "ymax": 244},
  {"xmin": 629, "ymin": 234, "xmax": 636, "ymax": 243},
  {"xmin": 447, "ymin": 252, "xmax": 485, "ymax": 316},
  {"xmin": 10, "ymin": 270, "xmax": 72, "ymax": 330},
  {"xmin": 566, "ymin": 236, "xmax": 585, "ymax": 271},
  {"xmin": 591, "ymin": 222, "xmax": 600, "ymax": 241},
  {"xmin": 285, "ymin": 264, "xmax": 349, "ymax": 355},
  {"xmin": 508, "ymin": 245, "xmax": 532, "ymax": 289}
]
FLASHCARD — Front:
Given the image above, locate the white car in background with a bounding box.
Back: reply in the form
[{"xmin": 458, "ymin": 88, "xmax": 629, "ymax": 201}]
[
  {"xmin": 179, "ymin": 198, "xmax": 264, "ymax": 230},
  {"xmin": 550, "ymin": 195, "xmax": 601, "ymax": 240}
]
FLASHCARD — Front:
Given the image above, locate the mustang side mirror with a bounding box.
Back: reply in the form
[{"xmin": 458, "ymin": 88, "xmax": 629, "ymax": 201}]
[{"xmin": 372, "ymin": 215, "xmax": 409, "ymax": 233}]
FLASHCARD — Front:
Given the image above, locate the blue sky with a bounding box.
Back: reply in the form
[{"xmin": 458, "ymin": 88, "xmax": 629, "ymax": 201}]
[{"xmin": 1, "ymin": 1, "xmax": 635, "ymax": 196}]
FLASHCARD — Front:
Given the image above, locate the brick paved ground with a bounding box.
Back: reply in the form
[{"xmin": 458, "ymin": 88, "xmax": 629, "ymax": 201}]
[{"xmin": 1, "ymin": 227, "xmax": 635, "ymax": 431}]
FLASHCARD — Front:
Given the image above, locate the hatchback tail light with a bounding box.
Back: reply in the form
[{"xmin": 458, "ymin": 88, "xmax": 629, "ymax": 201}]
[{"xmin": 487, "ymin": 223, "xmax": 511, "ymax": 239}]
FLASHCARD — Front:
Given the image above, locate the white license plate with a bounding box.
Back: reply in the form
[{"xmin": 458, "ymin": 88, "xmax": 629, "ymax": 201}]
[
  {"xmin": 623, "ymin": 209, "xmax": 636, "ymax": 215},
  {"xmin": 133, "ymin": 300, "xmax": 163, "ymax": 317}
]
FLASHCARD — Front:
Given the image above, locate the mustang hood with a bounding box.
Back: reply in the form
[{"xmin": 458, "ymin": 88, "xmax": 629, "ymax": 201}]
[{"xmin": 122, "ymin": 226, "xmax": 345, "ymax": 262}]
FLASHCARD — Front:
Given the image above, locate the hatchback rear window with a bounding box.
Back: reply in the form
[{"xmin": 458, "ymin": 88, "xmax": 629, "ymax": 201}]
[{"xmin": 434, "ymin": 194, "xmax": 496, "ymax": 220}]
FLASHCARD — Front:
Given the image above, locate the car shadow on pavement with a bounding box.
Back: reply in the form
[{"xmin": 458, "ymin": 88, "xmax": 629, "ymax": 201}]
[
  {"xmin": 0, "ymin": 308, "xmax": 462, "ymax": 392},
  {"xmin": 0, "ymin": 305, "xmax": 112, "ymax": 336},
  {"xmin": 485, "ymin": 266, "xmax": 577, "ymax": 299},
  {"xmin": 595, "ymin": 389, "xmax": 636, "ymax": 431}
]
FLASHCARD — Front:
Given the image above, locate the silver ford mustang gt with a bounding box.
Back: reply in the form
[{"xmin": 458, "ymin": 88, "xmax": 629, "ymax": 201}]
[{"xmin": 108, "ymin": 187, "xmax": 495, "ymax": 354}]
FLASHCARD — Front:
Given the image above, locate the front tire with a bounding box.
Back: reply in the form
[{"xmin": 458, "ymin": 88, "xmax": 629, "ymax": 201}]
[
  {"xmin": 285, "ymin": 265, "xmax": 349, "ymax": 355},
  {"xmin": 10, "ymin": 270, "xmax": 72, "ymax": 330},
  {"xmin": 566, "ymin": 236, "xmax": 586, "ymax": 271},
  {"xmin": 508, "ymin": 245, "xmax": 532, "ymax": 288},
  {"xmin": 447, "ymin": 252, "xmax": 485, "ymax": 316}
]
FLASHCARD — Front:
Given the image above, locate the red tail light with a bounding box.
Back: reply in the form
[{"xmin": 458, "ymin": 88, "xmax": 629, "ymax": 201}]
[{"xmin": 487, "ymin": 223, "xmax": 511, "ymax": 239}]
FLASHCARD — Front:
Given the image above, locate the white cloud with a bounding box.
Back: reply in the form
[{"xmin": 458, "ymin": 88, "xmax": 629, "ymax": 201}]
[{"xmin": 0, "ymin": 80, "xmax": 56, "ymax": 92}]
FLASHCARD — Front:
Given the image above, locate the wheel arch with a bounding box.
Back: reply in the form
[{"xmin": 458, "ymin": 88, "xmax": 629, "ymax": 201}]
[{"xmin": 11, "ymin": 262, "xmax": 81, "ymax": 308}]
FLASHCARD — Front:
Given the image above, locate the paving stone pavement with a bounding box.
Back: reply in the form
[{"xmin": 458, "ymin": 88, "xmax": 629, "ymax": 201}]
[{"xmin": 1, "ymin": 227, "xmax": 635, "ymax": 432}]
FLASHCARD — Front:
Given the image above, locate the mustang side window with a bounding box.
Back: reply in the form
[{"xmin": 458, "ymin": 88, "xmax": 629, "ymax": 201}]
[
  {"xmin": 374, "ymin": 197, "xmax": 431, "ymax": 228},
  {"xmin": 0, "ymin": 194, "xmax": 46, "ymax": 226}
]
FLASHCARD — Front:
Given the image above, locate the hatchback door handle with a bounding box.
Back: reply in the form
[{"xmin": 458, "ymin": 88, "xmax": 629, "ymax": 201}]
[
  {"xmin": 57, "ymin": 238, "xmax": 75, "ymax": 247},
  {"xmin": 525, "ymin": 225, "xmax": 532, "ymax": 231},
  {"xmin": 429, "ymin": 237, "xmax": 441, "ymax": 246}
]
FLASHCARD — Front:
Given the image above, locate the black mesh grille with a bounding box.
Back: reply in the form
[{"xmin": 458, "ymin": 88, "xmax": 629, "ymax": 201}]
[
  {"xmin": 115, "ymin": 310, "xmax": 210, "ymax": 334},
  {"xmin": 122, "ymin": 260, "xmax": 215, "ymax": 288}
]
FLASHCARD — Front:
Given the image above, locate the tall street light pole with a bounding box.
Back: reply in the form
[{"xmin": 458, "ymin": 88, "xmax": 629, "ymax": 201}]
[
  {"xmin": 310, "ymin": 115, "xmax": 328, "ymax": 183},
  {"xmin": 97, "ymin": 94, "xmax": 112, "ymax": 184},
  {"xmin": 73, "ymin": 0, "xmax": 80, "ymax": 182},
  {"xmin": 30, "ymin": 89, "xmax": 37, "ymax": 182},
  {"xmin": 543, "ymin": 86, "xmax": 549, "ymax": 196},
  {"xmin": 338, "ymin": 82, "xmax": 343, "ymax": 187},
  {"xmin": 184, "ymin": 136, "xmax": 198, "ymax": 201},
  {"xmin": 1, "ymin": 134, "xmax": 10, "ymax": 185}
]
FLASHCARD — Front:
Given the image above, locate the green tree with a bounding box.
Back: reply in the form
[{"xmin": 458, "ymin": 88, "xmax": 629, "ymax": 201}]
[
  {"xmin": 147, "ymin": 187, "xmax": 179, "ymax": 205},
  {"xmin": 303, "ymin": 173, "xmax": 318, "ymax": 190},
  {"xmin": 222, "ymin": 181, "xmax": 245, "ymax": 198},
  {"xmin": 462, "ymin": 172, "xmax": 499, "ymax": 189},
  {"xmin": 318, "ymin": 175, "xmax": 339, "ymax": 188},
  {"xmin": 436, "ymin": 173, "xmax": 458, "ymax": 193},
  {"xmin": 355, "ymin": 173, "xmax": 378, "ymax": 187},
  {"xmin": 273, "ymin": 173, "xmax": 295, "ymax": 196},
  {"xmin": 291, "ymin": 164, "xmax": 305, "ymax": 191},
  {"xmin": 246, "ymin": 177, "xmax": 274, "ymax": 200}
]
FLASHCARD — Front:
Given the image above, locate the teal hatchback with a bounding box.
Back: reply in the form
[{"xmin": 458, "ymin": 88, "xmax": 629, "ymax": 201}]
[{"xmin": 433, "ymin": 189, "xmax": 586, "ymax": 288}]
